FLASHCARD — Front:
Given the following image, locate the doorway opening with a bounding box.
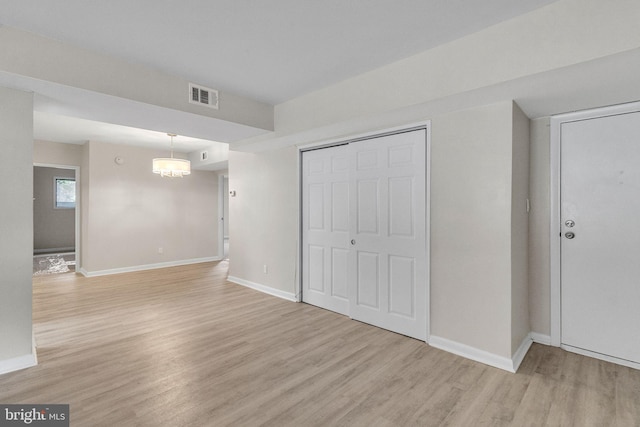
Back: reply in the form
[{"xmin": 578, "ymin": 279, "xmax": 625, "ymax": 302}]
[{"xmin": 33, "ymin": 164, "xmax": 80, "ymax": 276}]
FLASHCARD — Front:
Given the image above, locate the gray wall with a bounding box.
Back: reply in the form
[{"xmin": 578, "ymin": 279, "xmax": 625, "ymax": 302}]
[
  {"xmin": 33, "ymin": 166, "xmax": 76, "ymax": 252},
  {"xmin": 0, "ymin": 86, "xmax": 34, "ymax": 366}
]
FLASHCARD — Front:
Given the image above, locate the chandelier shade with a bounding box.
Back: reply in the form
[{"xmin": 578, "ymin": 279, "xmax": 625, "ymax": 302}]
[
  {"xmin": 153, "ymin": 133, "xmax": 191, "ymax": 177},
  {"xmin": 152, "ymin": 158, "xmax": 191, "ymax": 177}
]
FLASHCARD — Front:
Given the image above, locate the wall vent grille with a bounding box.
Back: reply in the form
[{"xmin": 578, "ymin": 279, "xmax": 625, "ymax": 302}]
[{"xmin": 189, "ymin": 83, "xmax": 219, "ymax": 109}]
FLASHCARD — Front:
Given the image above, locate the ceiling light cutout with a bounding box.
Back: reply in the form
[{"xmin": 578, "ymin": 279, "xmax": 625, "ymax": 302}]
[{"xmin": 152, "ymin": 133, "xmax": 191, "ymax": 178}]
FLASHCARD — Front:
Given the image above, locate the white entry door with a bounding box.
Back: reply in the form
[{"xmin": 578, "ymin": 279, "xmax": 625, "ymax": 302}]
[
  {"xmin": 302, "ymin": 145, "xmax": 350, "ymax": 315},
  {"xmin": 302, "ymin": 128, "xmax": 428, "ymax": 341},
  {"xmin": 560, "ymin": 110, "xmax": 640, "ymax": 366},
  {"xmin": 349, "ymin": 131, "xmax": 427, "ymax": 340}
]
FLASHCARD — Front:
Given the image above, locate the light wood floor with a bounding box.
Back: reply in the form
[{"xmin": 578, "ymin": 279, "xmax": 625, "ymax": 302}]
[{"xmin": 1, "ymin": 261, "xmax": 639, "ymax": 426}]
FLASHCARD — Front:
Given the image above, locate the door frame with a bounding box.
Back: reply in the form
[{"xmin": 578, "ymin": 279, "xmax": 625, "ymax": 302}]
[
  {"xmin": 550, "ymin": 100, "xmax": 640, "ymax": 348},
  {"xmin": 298, "ymin": 121, "xmax": 432, "ymax": 341},
  {"xmin": 33, "ymin": 163, "xmax": 81, "ymax": 269},
  {"xmin": 217, "ymin": 174, "xmax": 228, "ymax": 259}
]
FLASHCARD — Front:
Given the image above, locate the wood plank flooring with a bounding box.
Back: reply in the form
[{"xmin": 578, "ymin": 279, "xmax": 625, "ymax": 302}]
[{"xmin": 1, "ymin": 260, "xmax": 639, "ymax": 426}]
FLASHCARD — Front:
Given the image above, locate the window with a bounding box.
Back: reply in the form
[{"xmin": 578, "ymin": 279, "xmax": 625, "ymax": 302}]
[{"xmin": 55, "ymin": 177, "xmax": 76, "ymax": 209}]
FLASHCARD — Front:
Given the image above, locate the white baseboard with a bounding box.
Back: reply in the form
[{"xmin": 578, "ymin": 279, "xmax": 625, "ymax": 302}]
[
  {"xmin": 429, "ymin": 334, "xmax": 533, "ymax": 373},
  {"xmin": 0, "ymin": 330, "xmax": 39, "ymax": 376},
  {"xmin": 227, "ymin": 276, "xmax": 298, "ymax": 302},
  {"xmin": 79, "ymin": 256, "xmax": 222, "ymax": 277},
  {"xmin": 512, "ymin": 334, "xmax": 534, "ymax": 372},
  {"xmin": 32, "ymin": 331, "xmax": 38, "ymax": 366},
  {"xmin": 531, "ymin": 332, "xmax": 552, "ymax": 346},
  {"xmin": 0, "ymin": 352, "xmax": 37, "ymax": 376}
]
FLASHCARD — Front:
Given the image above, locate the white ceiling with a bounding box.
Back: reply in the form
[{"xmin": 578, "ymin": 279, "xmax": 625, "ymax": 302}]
[
  {"xmin": 0, "ymin": 0, "xmax": 558, "ymax": 104},
  {"xmin": 0, "ymin": 0, "xmax": 559, "ymax": 150},
  {"xmin": 33, "ymin": 112, "xmax": 215, "ymax": 153}
]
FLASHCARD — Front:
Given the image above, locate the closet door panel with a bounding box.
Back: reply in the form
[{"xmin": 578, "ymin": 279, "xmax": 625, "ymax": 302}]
[{"xmin": 349, "ymin": 130, "xmax": 427, "ymax": 340}]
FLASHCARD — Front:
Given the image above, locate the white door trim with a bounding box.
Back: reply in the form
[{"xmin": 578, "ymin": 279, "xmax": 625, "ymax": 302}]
[
  {"xmin": 218, "ymin": 174, "xmax": 227, "ymax": 259},
  {"xmin": 298, "ymin": 121, "xmax": 432, "ymax": 152},
  {"xmin": 549, "ymin": 100, "xmax": 640, "ymax": 348},
  {"xmin": 298, "ymin": 121, "xmax": 431, "ymax": 342}
]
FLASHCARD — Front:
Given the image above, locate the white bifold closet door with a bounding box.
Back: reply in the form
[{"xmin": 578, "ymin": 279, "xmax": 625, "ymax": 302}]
[
  {"xmin": 302, "ymin": 129, "xmax": 427, "ymax": 340},
  {"xmin": 302, "ymin": 144, "xmax": 351, "ymax": 316}
]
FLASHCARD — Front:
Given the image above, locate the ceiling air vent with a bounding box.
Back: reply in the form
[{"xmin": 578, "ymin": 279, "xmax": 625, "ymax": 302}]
[{"xmin": 189, "ymin": 83, "xmax": 219, "ymax": 109}]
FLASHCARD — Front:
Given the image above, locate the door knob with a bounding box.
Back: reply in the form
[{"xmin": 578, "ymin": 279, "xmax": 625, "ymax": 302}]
[
  {"xmin": 565, "ymin": 220, "xmax": 575, "ymax": 228},
  {"xmin": 351, "ymin": 239, "xmax": 356, "ymax": 245},
  {"xmin": 565, "ymin": 232, "xmax": 575, "ymax": 239}
]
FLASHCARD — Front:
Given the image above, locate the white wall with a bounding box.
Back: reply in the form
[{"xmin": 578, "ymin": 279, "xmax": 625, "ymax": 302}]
[
  {"xmin": 189, "ymin": 143, "xmax": 229, "ymax": 170},
  {"xmin": 232, "ymin": 0, "xmax": 640, "ymax": 155},
  {"xmin": 229, "ymin": 101, "xmax": 530, "ymax": 364},
  {"xmin": 429, "ymin": 102, "xmax": 513, "ymax": 358},
  {"xmin": 223, "ymin": 175, "xmax": 229, "ymax": 239},
  {"xmin": 0, "ymin": 26, "xmax": 273, "ymax": 132},
  {"xmin": 273, "ymin": 0, "xmax": 640, "ymax": 134},
  {"xmin": 224, "ymin": 2, "xmax": 632, "ymax": 367},
  {"xmin": 80, "ymin": 141, "xmax": 219, "ymax": 274},
  {"xmin": 228, "ymin": 147, "xmax": 299, "ymax": 296},
  {"xmin": 2, "ymin": 0, "xmax": 636, "ymax": 372},
  {"xmin": 529, "ymin": 118, "xmax": 551, "ymax": 337},
  {"xmin": 0, "ymin": 86, "xmax": 35, "ymax": 370},
  {"xmin": 511, "ymin": 103, "xmax": 531, "ymax": 353},
  {"xmin": 34, "ymin": 140, "xmax": 83, "ymax": 166},
  {"xmin": 225, "ymin": 0, "xmax": 640, "ymax": 368}
]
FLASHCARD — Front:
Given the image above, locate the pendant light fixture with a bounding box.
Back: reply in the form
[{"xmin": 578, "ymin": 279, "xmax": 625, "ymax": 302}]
[{"xmin": 152, "ymin": 133, "xmax": 191, "ymax": 177}]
